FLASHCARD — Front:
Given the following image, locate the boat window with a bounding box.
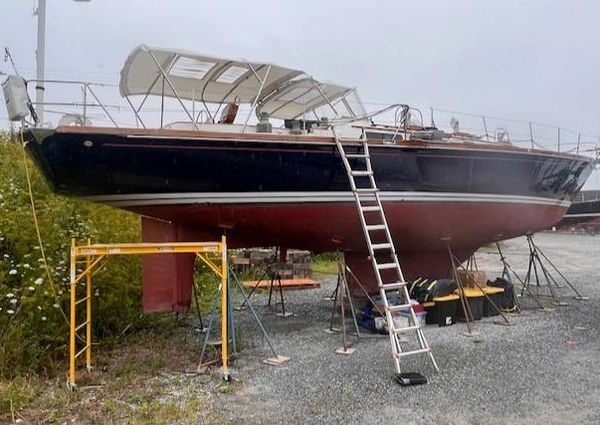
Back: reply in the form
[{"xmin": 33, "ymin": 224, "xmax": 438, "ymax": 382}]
[
  {"xmin": 215, "ymin": 65, "xmax": 249, "ymax": 84},
  {"xmin": 168, "ymin": 56, "xmax": 216, "ymax": 80}
]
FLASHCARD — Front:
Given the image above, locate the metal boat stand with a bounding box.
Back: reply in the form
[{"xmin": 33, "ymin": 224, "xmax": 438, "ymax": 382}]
[
  {"xmin": 237, "ymin": 250, "xmax": 293, "ymax": 317},
  {"xmin": 325, "ymin": 253, "xmax": 360, "ymax": 354},
  {"xmin": 191, "ymin": 281, "xmax": 206, "ymax": 332},
  {"xmin": 519, "ymin": 234, "xmax": 588, "ymax": 306},
  {"xmin": 198, "ymin": 266, "xmax": 289, "ymax": 375},
  {"xmin": 494, "ymin": 242, "xmax": 543, "ymax": 312},
  {"xmin": 444, "ymin": 239, "xmax": 511, "ymax": 339}
]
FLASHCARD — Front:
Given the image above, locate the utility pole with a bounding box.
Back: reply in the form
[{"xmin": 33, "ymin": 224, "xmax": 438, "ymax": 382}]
[
  {"xmin": 34, "ymin": 0, "xmax": 90, "ymax": 126},
  {"xmin": 35, "ymin": 0, "xmax": 46, "ymax": 124}
]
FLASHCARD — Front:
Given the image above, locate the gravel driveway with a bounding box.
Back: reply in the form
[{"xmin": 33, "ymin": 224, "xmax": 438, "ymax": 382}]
[{"xmin": 207, "ymin": 233, "xmax": 600, "ymax": 424}]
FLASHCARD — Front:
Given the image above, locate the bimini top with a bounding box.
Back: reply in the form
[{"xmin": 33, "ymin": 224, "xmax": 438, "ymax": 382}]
[{"xmin": 119, "ymin": 45, "xmax": 363, "ymax": 119}]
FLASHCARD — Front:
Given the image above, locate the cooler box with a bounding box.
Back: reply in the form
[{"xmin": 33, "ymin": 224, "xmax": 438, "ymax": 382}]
[
  {"xmin": 482, "ymin": 286, "xmax": 505, "ymax": 317},
  {"xmin": 430, "ymin": 294, "xmax": 460, "ymax": 326},
  {"xmin": 423, "ymin": 301, "xmax": 436, "ymax": 325},
  {"xmin": 455, "ymin": 288, "xmax": 484, "ymax": 321}
]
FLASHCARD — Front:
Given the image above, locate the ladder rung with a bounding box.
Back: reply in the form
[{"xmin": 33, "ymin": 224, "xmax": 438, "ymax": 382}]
[
  {"xmin": 360, "ymin": 206, "xmax": 380, "ymax": 212},
  {"xmin": 395, "ymin": 347, "xmax": 430, "ymax": 358},
  {"xmin": 74, "ymin": 345, "xmax": 89, "ymax": 359},
  {"xmin": 350, "ymin": 170, "xmax": 373, "ymax": 177},
  {"xmin": 75, "ymin": 296, "xmax": 89, "ymax": 306},
  {"xmin": 372, "ymin": 243, "xmax": 392, "ymax": 250},
  {"xmin": 355, "ymin": 188, "xmax": 378, "ymax": 193},
  {"xmin": 380, "ymin": 282, "xmax": 406, "ymax": 290},
  {"xmin": 366, "ymin": 224, "xmax": 386, "ymax": 231},
  {"xmin": 376, "ymin": 262, "xmax": 397, "ymax": 270},
  {"xmin": 393, "ymin": 325, "xmax": 421, "ymax": 334},
  {"xmin": 346, "ymin": 154, "xmax": 369, "ymax": 158},
  {"xmin": 75, "ymin": 321, "xmax": 88, "ymax": 332},
  {"xmin": 387, "ymin": 303, "xmax": 412, "ymax": 312}
]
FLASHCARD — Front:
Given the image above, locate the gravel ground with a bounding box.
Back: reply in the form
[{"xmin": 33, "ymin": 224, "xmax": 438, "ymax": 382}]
[{"xmin": 207, "ymin": 233, "xmax": 600, "ymax": 424}]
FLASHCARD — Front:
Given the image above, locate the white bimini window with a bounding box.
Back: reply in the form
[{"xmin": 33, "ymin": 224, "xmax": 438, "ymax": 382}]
[
  {"xmin": 168, "ymin": 56, "xmax": 216, "ymax": 80},
  {"xmin": 215, "ymin": 65, "xmax": 249, "ymax": 84}
]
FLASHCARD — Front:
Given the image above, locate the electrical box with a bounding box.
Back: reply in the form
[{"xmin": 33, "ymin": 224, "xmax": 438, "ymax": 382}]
[{"xmin": 2, "ymin": 75, "xmax": 30, "ymax": 121}]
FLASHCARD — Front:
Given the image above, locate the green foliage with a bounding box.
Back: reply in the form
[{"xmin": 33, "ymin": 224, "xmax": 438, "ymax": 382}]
[
  {"xmin": 311, "ymin": 252, "xmax": 339, "ymax": 276},
  {"xmin": 0, "ymin": 132, "xmax": 142, "ymax": 377}
]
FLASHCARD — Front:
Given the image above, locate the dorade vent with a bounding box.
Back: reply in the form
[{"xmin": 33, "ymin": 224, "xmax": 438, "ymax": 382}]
[
  {"xmin": 168, "ymin": 56, "xmax": 216, "ymax": 80},
  {"xmin": 216, "ymin": 65, "xmax": 249, "ymax": 84}
]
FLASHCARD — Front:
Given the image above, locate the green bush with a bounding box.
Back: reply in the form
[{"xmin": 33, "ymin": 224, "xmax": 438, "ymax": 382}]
[{"xmin": 0, "ymin": 132, "xmax": 142, "ymax": 377}]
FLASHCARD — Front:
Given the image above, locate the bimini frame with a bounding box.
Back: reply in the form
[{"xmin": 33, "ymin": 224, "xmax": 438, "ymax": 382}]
[
  {"xmin": 119, "ymin": 45, "xmax": 360, "ymax": 131},
  {"xmin": 68, "ymin": 237, "xmax": 228, "ymax": 388}
]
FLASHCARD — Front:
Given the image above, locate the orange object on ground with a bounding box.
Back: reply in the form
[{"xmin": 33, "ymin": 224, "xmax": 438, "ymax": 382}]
[{"xmin": 243, "ymin": 278, "xmax": 319, "ymax": 290}]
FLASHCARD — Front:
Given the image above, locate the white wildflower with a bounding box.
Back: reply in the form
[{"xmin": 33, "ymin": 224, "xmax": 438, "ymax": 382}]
[
  {"xmin": 34, "ymin": 277, "xmax": 43, "ymax": 285},
  {"xmin": 23, "ymin": 263, "xmax": 31, "ymax": 269},
  {"xmin": 28, "ymin": 286, "xmax": 35, "ymax": 291},
  {"xmin": 7, "ymin": 309, "xmax": 14, "ymax": 315},
  {"xmin": 9, "ymin": 299, "xmax": 17, "ymax": 305},
  {"xmin": 6, "ymin": 293, "xmax": 14, "ymax": 298},
  {"xmin": 37, "ymin": 306, "xmax": 42, "ymax": 310},
  {"xmin": 53, "ymin": 303, "xmax": 60, "ymax": 308},
  {"xmin": 8, "ymin": 269, "xmax": 16, "ymax": 275},
  {"xmin": 3, "ymin": 254, "xmax": 9, "ymax": 258},
  {"xmin": 41, "ymin": 316, "xmax": 47, "ymax": 321}
]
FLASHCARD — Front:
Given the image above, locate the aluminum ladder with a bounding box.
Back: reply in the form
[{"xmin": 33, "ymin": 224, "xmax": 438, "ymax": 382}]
[{"xmin": 333, "ymin": 128, "xmax": 439, "ymax": 376}]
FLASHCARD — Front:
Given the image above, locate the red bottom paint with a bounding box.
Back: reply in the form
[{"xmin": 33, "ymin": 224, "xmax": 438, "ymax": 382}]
[{"xmin": 137, "ymin": 201, "xmax": 566, "ymax": 310}]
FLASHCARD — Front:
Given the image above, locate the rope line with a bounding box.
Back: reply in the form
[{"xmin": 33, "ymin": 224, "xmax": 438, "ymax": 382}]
[{"xmin": 19, "ymin": 125, "xmax": 70, "ymax": 327}]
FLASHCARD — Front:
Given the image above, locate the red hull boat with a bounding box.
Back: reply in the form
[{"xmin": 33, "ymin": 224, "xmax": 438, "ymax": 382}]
[{"xmin": 10, "ymin": 45, "xmax": 594, "ymax": 310}]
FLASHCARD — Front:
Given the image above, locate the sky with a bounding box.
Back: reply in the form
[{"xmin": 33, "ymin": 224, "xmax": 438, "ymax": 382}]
[{"xmin": 1, "ymin": 0, "xmax": 600, "ymax": 187}]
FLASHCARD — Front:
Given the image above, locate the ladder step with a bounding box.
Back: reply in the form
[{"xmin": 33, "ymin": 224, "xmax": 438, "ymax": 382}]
[
  {"xmin": 355, "ymin": 188, "xmax": 378, "ymax": 193},
  {"xmin": 387, "ymin": 303, "xmax": 413, "ymax": 313},
  {"xmin": 392, "ymin": 325, "xmax": 421, "ymax": 334},
  {"xmin": 376, "ymin": 262, "xmax": 397, "ymax": 270},
  {"xmin": 380, "ymin": 282, "xmax": 406, "ymax": 291},
  {"xmin": 395, "ymin": 347, "xmax": 431, "ymax": 358},
  {"xmin": 366, "ymin": 224, "xmax": 386, "ymax": 231},
  {"xmin": 346, "ymin": 154, "xmax": 369, "ymax": 158},
  {"xmin": 350, "ymin": 170, "xmax": 373, "ymax": 177},
  {"xmin": 372, "ymin": 243, "xmax": 392, "ymax": 250},
  {"xmin": 360, "ymin": 206, "xmax": 380, "ymax": 212}
]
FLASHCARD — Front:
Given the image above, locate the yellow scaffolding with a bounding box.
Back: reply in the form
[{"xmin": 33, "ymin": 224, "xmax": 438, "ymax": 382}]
[{"xmin": 68, "ymin": 237, "xmax": 228, "ymax": 388}]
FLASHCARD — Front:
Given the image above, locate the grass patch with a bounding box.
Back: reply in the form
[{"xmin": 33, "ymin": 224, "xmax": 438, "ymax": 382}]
[
  {"xmin": 0, "ymin": 376, "xmax": 39, "ymax": 419},
  {"xmin": 0, "ymin": 316, "xmax": 228, "ymax": 424},
  {"xmin": 311, "ymin": 252, "xmax": 339, "ymax": 276}
]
